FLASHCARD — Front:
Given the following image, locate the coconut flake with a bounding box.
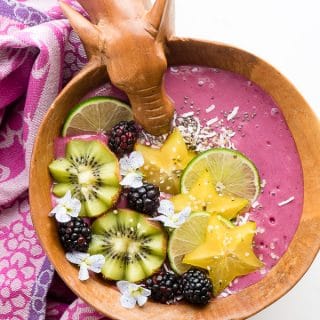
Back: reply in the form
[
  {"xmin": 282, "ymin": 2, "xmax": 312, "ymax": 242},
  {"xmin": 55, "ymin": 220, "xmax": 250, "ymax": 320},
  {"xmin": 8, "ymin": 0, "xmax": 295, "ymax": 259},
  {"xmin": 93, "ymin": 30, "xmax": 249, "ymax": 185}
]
[
  {"xmin": 227, "ymin": 106, "xmax": 239, "ymax": 121},
  {"xmin": 206, "ymin": 117, "xmax": 219, "ymax": 126},
  {"xmin": 278, "ymin": 196, "xmax": 295, "ymax": 207},
  {"xmin": 235, "ymin": 212, "xmax": 250, "ymax": 226},
  {"xmin": 205, "ymin": 104, "xmax": 216, "ymax": 113},
  {"xmin": 181, "ymin": 111, "xmax": 194, "ymax": 117},
  {"xmin": 260, "ymin": 179, "xmax": 267, "ymax": 188},
  {"xmin": 252, "ymin": 201, "xmax": 260, "ymax": 209}
]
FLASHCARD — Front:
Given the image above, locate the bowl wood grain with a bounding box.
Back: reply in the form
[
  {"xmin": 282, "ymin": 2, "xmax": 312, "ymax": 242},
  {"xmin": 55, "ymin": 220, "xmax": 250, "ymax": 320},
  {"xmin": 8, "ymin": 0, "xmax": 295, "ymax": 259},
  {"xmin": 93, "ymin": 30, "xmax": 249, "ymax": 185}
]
[{"xmin": 29, "ymin": 37, "xmax": 320, "ymax": 320}]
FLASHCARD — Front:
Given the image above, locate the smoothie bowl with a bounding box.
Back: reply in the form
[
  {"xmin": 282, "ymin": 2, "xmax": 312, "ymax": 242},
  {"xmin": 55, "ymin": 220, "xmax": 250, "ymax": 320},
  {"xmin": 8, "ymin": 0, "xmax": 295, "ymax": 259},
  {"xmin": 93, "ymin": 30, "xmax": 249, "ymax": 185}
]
[{"xmin": 29, "ymin": 1, "xmax": 320, "ymax": 319}]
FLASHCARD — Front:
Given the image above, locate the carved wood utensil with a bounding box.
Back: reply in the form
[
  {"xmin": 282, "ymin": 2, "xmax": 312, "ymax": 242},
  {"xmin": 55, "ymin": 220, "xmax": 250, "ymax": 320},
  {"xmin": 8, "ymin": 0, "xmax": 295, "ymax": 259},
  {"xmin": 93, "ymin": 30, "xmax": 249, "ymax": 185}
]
[
  {"xmin": 29, "ymin": 1, "xmax": 320, "ymax": 319},
  {"xmin": 60, "ymin": 0, "xmax": 175, "ymax": 136}
]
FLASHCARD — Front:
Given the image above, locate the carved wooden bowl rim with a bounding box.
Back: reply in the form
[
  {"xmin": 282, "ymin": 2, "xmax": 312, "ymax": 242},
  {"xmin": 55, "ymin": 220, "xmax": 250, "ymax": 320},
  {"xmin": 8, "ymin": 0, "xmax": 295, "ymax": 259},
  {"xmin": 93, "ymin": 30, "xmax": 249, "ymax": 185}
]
[{"xmin": 29, "ymin": 37, "xmax": 320, "ymax": 320}]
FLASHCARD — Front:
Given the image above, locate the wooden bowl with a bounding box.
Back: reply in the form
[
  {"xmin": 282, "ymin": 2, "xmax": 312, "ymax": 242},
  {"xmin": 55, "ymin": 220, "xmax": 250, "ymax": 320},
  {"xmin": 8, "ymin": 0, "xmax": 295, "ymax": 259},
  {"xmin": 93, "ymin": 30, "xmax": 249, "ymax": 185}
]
[{"xmin": 29, "ymin": 37, "xmax": 320, "ymax": 319}]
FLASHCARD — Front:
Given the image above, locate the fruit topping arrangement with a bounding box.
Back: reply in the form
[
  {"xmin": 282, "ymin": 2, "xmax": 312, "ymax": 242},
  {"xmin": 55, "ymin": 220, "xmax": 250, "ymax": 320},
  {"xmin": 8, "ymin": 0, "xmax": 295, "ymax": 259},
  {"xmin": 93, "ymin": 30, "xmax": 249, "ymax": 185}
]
[{"xmin": 48, "ymin": 97, "xmax": 264, "ymax": 309}]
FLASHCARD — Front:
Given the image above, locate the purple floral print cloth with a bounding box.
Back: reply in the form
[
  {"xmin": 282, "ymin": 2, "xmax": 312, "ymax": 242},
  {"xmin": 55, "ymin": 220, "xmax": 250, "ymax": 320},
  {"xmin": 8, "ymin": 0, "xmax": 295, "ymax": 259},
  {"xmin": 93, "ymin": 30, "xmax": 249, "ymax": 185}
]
[{"xmin": 0, "ymin": 1, "xmax": 106, "ymax": 319}]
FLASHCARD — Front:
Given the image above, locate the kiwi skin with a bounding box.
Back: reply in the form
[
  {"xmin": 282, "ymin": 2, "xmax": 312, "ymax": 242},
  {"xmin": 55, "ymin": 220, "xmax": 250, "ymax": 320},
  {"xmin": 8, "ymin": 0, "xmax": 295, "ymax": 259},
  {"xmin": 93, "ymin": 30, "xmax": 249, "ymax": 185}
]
[{"xmin": 89, "ymin": 209, "xmax": 168, "ymax": 283}]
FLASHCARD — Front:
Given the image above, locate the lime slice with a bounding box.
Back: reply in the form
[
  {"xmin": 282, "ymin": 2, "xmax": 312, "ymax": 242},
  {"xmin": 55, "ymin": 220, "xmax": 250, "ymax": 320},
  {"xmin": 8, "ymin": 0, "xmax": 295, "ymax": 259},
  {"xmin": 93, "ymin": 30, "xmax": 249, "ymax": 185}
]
[
  {"xmin": 62, "ymin": 97, "xmax": 133, "ymax": 137},
  {"xmin": 168, "ymin": 212, "xmax": 210, "ymax": 274},
  {"xmin": 181, "ymin": 148, "xmax": 260, "ymax": 202}
]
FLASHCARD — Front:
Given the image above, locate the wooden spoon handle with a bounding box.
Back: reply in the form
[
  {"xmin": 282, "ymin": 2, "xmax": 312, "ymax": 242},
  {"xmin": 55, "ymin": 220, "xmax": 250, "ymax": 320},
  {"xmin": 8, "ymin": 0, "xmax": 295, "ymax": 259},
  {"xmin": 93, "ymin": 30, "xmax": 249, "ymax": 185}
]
[{"xmin": 60, "ymin": 0, "xmax": 175, "ymax": 135}]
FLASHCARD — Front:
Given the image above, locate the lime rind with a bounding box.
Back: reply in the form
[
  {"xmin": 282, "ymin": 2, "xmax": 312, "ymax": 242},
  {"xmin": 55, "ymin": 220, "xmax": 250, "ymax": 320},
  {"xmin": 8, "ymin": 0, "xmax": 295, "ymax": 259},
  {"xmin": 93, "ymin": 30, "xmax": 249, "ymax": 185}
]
[
  {"xmin": 180, "ymin": 148, "xmax": 260, "ymax": 202},
  {"xmin": 168, "ymin": 212, "xmax": 210, "ymax": 274},
  {"xmin": 62, "ymin": 96, "xmax": 132, "ymax": 137}
]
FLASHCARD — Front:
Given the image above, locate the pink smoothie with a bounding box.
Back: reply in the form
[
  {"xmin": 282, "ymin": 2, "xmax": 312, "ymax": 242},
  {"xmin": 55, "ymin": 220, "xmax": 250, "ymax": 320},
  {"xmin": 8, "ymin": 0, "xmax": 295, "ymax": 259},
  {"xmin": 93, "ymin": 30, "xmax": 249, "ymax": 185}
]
[{"xmin": 79, "ymin": 66, "xmax": 304, "ymax": 294}]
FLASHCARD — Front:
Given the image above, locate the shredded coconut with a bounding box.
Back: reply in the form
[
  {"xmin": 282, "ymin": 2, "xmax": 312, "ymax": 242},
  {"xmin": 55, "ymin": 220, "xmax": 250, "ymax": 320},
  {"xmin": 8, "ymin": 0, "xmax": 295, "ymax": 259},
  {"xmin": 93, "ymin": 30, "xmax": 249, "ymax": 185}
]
[
  {"xmin": 256, "ymin": 227, "xmax": 265, "ymax": 234},
  {"xmin": 260, "ymin": 179, "xmax": 267, "ymax": 188},
  {"xmin": 252, "ymin": 201, "xmax": 260, "ymax": 209},
  {"xmin": 227, "ymin": 106, "xmax": 239, "ymax": 121},
  {"xmin": 205, "ymin": 104, "xmax": 216, "ymax": 113},
  {"xmin": 181, "ymin": 111, "xmax": 194, "ymax": 117},
  {"xmin": 206, "ymin": 117, "xmax": 219, "ymax": 126},
  {"xmin": 278, "ymin": 196, "xmax": 295, "ymax": 207},
  {"xmin": 235, "ymin": 212, "xmax": 250, "ymax": 226},
  {"xmin": 260, "ymin": 268, "xmax": 267, "ymax": 275}
]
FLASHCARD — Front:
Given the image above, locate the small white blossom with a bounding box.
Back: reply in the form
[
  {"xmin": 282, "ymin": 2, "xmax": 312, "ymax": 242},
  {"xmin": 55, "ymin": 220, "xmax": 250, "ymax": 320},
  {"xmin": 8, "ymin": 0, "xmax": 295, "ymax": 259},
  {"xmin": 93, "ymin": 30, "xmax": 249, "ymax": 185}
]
[
  {"xmin": 119, "ymin": 151, "xmax": 144, "ymax": 188},
  {"xmin": 66, "ymin": 251, "xmax": 105, "ymax": 281},
  {"xmin": 49, "ymin": 190, "xmax": 81, "ymax": 223},
  {"xmin": 150, "ymin": 199, "xmax": 191, "ymax": 228},
  {"xmin": 117, "ymin": 281, "xmax": 151, "ymax": 309}
]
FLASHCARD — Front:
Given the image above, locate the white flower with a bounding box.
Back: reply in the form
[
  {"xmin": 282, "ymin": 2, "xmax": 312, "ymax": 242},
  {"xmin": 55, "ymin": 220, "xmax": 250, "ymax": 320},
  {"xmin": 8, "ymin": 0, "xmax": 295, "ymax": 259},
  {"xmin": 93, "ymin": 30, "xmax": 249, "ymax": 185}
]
[
  {"xmin": 119, "ymin": 151, "xmax": 144, "ymax": 188},
  {"xmin": 116, "ymin": 281, "xmax": 151, "ymax": 309},
  {"xmin": 150, "ymin": 199, "xmax": 191, "ymax": 228},
  {"xmin": 66, "ymin": 251, "xmax": 105, "ymax": 281},
  {"xmin": 49, "ymin": 190, "xmax": 81, "ymax": 223}
]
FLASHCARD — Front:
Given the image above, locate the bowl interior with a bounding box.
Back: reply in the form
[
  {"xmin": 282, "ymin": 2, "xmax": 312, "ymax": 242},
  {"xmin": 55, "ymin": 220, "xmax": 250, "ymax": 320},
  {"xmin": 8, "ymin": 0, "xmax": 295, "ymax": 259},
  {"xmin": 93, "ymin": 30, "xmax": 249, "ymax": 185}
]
[{"xmin": 29, "ymin": 38, "xmax": 320, "ymax": 320}]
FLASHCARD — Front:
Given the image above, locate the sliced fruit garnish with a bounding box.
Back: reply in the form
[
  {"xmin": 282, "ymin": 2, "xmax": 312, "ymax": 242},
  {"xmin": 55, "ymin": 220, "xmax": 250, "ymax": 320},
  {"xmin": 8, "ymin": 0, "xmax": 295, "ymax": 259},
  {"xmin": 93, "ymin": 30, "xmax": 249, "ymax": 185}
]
[
  {"xmin": 88, "ymin": 209, "xmax": 167, "ymax": 283},
  {"xmin": 135, "ymin": 128, "xmax": 196, "ymax": 194},
  {"xmin": 181, "ymin": 148, "xmax": 260, "ymax": 202},
  {"xmin": 168, "ymin": 212, "xmax": 210, "ymax": 274},
  {"xmin": 62, "ymin": 97, "xmax": 133, "ymax": 137},
  {"xmin": 171, "ymin": 172, "xmax": 249, "ymax": 220},
  {"xmin": 49, "ymin": 140, "xmax": 120, "ymax": 217},
  {"xmin": 183, "ymin": 215, "xmax": 263, "ymax": 296}
]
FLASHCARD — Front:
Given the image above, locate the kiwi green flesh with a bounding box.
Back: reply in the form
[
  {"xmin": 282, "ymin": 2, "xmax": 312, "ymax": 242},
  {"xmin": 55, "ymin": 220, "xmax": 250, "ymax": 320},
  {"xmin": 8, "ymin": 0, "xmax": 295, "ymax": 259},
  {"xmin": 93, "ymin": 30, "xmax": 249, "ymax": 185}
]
[
  {"xmin": 49, "ymin": 140, "xmax": 120, "ymax": 217},
  {"xmin": 89, "ymin": 209, "xmax": 167, "ymax": 282},
  {"xmin": 49, "ymin": 158, "xmax": 75, "ymax": 183}
]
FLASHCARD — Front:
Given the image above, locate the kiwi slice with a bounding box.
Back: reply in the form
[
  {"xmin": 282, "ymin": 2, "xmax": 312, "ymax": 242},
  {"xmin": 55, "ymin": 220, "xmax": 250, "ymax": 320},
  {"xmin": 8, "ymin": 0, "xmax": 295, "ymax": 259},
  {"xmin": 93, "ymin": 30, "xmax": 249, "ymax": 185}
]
[
  {"xmin": 89, "ymin": 209, "xmax": 167, "ymax": 282},
  {"xmin": 49, "ymin": 140, "xmax": 120, "ymax": 217}
]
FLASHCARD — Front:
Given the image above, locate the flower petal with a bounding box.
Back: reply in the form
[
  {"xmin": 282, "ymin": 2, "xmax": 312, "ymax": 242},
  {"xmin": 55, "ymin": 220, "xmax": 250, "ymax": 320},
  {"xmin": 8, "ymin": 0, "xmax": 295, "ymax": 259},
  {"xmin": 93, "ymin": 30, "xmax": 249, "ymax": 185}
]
[
  {"xmin": 55, "ymin": 209, "xmax": 71, "ymax": 223},
  {"xmin": 120, "ymin": 172, "xmax": 143, "ymax": 188},
  {"xmin": 87, "ymin": 254, "xmax": 105, "ymax": 273},
  {"xmin": 177, "ymin": 206, "xmax": 191, "ymax": 221},
  {"xmin": 163, "ymin": 219, "xmax": 179, "ymax": 229},
  {"xmin": 79, "ymin": 263, "xmax": 89, "ymax": 281},
  {"xmin": 120, "ymin": 294, "xmax": 136, "ymax": 309},
  {"xmin": 57, "ymin": 190, "xmax": 72, "ymax": 204},
  {"xmin": 136, "ymin": 295, "xmax": 148, "ymax": 307},
  {"xmin": 119, "ymin": 155, "xmax": 131, "ymax": 176},
  {"xmin": 129, "ymin": 151, "xmax": 144, "ymax": 170},
  {"xmin": 158, "ymin": 199, "xmax": 174, "ymax": 216},
  {"xmin": 117, "ymin": 281, "xmax": 131, "ymax": 295},
  {"xmin": 175, "ymin": 213, "xmax": 189, "ymax": 226},
  {"xmin": 66, "ymin": 252, "xmax": 89, "ymax": 265},
  {"xmin": 140, "ymin": 287, "xmax": 151, "ymax": 297},
  {"xmin": 149, "ymin": 215, "xmax": 168, "ymax": 224},
  {"xmin": 69, "ymin": 198, "xmax": 81, "ymax": 216}
]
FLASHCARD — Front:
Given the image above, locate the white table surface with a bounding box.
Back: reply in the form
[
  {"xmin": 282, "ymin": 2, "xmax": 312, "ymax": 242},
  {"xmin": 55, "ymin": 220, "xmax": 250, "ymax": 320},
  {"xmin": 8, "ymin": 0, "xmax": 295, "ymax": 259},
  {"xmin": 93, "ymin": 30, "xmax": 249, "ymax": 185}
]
[{"xmin": 175, "ymin": 0, "xmax": 320, "ymax": 319}]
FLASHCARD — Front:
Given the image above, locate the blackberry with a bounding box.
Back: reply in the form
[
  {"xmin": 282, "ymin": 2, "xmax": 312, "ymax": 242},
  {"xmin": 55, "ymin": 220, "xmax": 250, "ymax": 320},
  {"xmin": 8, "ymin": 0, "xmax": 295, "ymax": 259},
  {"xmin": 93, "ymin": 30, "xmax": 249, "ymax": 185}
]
[
  {"xmin": 145, "ymin": 271, "xmax": 182, "ymax": 304},
  {"xmin": 108, "ymin": 120, "xmax": 138, "ymax": 156},
  {"xmin": 181, "ymin": 268, "xmax": 213, "ymax": 305},
  {"xmin": 127, "ymin": 183, "xmax": 160, "ymax": 216},
  {"xmin": 58, "ymin": 217, "xmax": 91, "ymax": 252}
]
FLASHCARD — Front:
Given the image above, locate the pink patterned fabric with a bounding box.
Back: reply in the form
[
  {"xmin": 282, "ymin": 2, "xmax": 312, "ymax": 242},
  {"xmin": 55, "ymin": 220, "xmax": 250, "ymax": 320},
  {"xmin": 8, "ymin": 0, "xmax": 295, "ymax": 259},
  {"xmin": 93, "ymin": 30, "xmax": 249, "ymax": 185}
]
[{"xmin": 0, "ymin": 1, "xmax": 106, "ymax": 319}]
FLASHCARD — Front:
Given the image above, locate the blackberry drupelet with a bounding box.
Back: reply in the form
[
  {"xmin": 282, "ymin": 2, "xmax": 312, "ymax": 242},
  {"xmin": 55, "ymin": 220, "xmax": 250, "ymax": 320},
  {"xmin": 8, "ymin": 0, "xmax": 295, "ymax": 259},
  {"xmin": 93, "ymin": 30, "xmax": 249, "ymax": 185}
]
[
  {"xmin": 127, "ymin": 183, "xmax": 160, "ymax": 215},
  {"xmin": 108, "ymin": 120, "xmax": 139, "ymax": 156},
  {"xmin": 58, "ymin": 217, "xmax": 91, "ymax": 252},
  {"xmin": 181, "ymin": 268, "xmax": 213, "ymax": 305},
  {"xmin": 145, "ymin": 271, "xmax": 182, "ymax": 304}
]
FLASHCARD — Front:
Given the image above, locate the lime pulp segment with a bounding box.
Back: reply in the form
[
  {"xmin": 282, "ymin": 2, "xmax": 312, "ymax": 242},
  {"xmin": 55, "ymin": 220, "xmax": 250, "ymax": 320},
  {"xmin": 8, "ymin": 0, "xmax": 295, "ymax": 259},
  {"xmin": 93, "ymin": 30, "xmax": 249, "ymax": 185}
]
[
  {"xmin": 62, "ymin": 97, "xmax": 133, "ymax": 136},
  {"xmin": 180, "ymin": 148, "xmax": 260, "ymax": 202}
]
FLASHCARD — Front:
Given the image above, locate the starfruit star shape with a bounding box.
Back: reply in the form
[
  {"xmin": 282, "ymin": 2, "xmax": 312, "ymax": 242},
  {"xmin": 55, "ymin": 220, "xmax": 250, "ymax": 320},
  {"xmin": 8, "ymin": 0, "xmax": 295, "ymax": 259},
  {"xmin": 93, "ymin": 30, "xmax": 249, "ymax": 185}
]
[
  {"xmin": 183, "ymin": 214, "xmax": 263, "ymax": 296},
  {"xmin": 135, "ymin": 129, "xmax": 196, "ymax": 194},
  {"xmin": 171, "ymin": 172, "xmax": 249, "ymax": 220}
]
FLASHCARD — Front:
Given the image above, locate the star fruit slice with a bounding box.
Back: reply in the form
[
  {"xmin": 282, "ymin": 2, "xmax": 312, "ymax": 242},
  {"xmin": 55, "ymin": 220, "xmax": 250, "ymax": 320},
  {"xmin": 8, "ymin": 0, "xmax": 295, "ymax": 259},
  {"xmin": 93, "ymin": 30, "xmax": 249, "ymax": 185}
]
[
  {"xmin": 171, "ymin": 172, "xmax": 249, "ymax": 220},
  {"xmin": 183, "ymin": 214, "xmax": 263, "ymax": 296},
  {"xmin": 135, "ymin": 128, "xmax": 196, "ymax": 194}
]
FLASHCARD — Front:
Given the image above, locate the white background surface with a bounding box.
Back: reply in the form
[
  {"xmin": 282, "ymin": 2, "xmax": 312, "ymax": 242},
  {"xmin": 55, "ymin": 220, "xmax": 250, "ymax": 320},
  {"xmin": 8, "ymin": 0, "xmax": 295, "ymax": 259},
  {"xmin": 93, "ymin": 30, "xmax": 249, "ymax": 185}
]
[{"xmin": 174, "ymin": 0, "xmax": 320, "ymax": 319}]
